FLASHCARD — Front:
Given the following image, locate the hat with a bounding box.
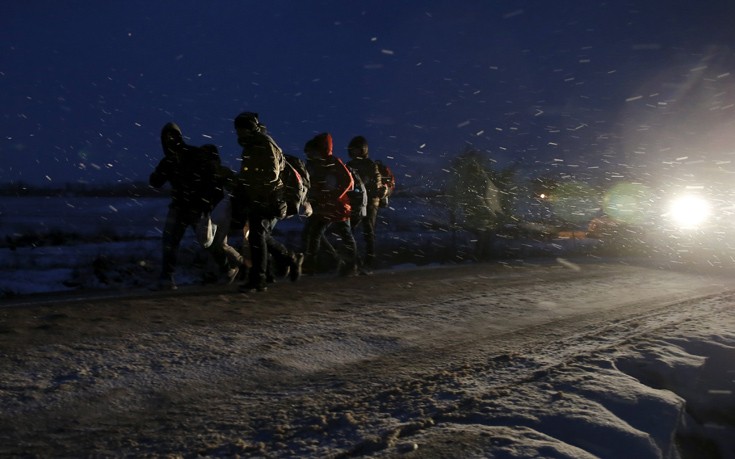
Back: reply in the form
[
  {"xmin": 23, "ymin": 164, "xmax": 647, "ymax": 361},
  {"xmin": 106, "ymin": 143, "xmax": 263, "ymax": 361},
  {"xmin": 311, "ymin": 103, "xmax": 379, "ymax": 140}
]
[
  {"xmin": 162, "ymin": 121, "xmax": 181, "ymax": 133},
  {"xmin": 348, "ymin": 135, "xmax": 368, "ymax": 158},
  {"xmin": 310, "ymin": 133, "xmax": 333, "ymax": 158},
  {"xmin": 234, "ymin": 112, "xmax": 260, "ymax": 132},
  {"xmin": 160, "ymin": 122, "xmax": 184, "ymax": 154},
  {"xmin": 315, "ymin": 132, "xmax": 333, "ymax": 156}
]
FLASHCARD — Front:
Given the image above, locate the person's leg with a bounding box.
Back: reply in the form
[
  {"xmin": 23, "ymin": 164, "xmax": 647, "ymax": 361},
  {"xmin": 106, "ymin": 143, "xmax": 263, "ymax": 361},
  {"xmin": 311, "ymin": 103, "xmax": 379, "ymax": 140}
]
[
  {"xmin": 209, "ymin": 198, "xmax": 242, "ymax": 270},
  {"xmin": 477, "ymin": 229, "xmax": 494, "ymax": 261},
  {"xmin": 263, "ymin": 218, "xmax": 286, "ymax": 280},
  {"xmin": 207, "ymin": 223, "xmax": 228, "ymax": 271},
  {"xmin": 158, "ymin": 206, "xmax": 188, "ymax": 288},
  {"xmin": 265, "ymin": 227, "xmax": 303, "ymax": 282},
  {"xmin": 226, "ymin": 193, "xmax": 252, "ymax": 281},
  {"xmin": 362, "ymin": 205, "xmax": 378, "ymax": 269},
  {"xmin": 333, "ymin": 220, "xmax": 357, "ymax": 276},
  {"xmin": 350, "ymin": 213, "xmax": 364, "ymax": 265},
  {"xmin": 208, "ymin": 238, "xmax": 244, "ymax": 284},
  {"xmin": 319, "ymin": 233, "xmax": 341, "ymax": 264},
  {"xmin": 221, "ymin": 242, "xmax": 245, "ymax": 270},
  {"xmin": 242, "ymin": 214, "xmax": 269, "ymax": 291},
  {"xmin": 265, "ymin": 220, "xmax": 290, "ymax": 263},
  {"xmin": 303, "ymin": 217, "xmax": 327, "ymax": 274}
]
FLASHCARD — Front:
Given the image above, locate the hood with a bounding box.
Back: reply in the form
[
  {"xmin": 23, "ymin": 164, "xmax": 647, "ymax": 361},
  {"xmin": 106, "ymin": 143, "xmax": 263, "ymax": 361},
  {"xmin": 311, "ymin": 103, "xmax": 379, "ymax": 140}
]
[
  {"xmin": 347, "ymin": 135, "xmax": 368, "ymax": 159},
  {"xmin": 161, "ymin": 122, "xmax": 184, "ymax": 154},
  {"xmin": 234, "ymin": 111, "xmax": 266, "ymax": 136},
  {"xmin": 161, "ymin": 122, "xmax": 182, "ymax": 139},
  {"xmin": 310, "ymin": 132, "xmax": 333, "ymax": 159}
]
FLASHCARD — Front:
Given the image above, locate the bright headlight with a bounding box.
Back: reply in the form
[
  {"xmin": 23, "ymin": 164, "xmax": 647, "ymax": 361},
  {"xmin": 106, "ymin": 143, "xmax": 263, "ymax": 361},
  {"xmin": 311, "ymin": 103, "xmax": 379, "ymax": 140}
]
[{"xmin": 667, "ymin": 195, "xmax": 711, "ymax": 229}]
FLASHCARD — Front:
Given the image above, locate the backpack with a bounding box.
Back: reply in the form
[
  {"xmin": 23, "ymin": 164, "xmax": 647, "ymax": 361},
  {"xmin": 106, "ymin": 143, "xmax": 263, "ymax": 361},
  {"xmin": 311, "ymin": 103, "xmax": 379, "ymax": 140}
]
[
  {"xmin": 282, "ymin": 154, "xmax": 310, "ymax": 217},
  {"xmin": 347, "ymin": 166, "xmax": 368, "ymax": 218},
  {"xmin": 375, "ymin": 160, "xmax": 396, "ymax": 208},
  {"xmin": 176, "ymin": 145, "xmax": 222, "ymax": 213}
]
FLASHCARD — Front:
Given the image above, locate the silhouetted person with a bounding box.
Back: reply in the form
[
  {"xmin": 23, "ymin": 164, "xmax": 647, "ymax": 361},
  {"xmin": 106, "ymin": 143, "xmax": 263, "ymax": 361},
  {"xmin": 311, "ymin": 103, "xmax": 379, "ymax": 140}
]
[
  {"xmin": 199, "ymin": 143, "xmax": 245, "ymax": 284},
  {"xmin": 301, "ymin": 133, "xmax": 358, "ymax": 276},
  {"xmin": 149, "ymin": 122, "xmax": 223, "ymax": 290},
  {"xmin": 230, "ymin": 112, "xmax": 289, "ymax": 292},
  {"xmin": 346, "ymin": 136, "xmax": 387, "ymax": 273}
]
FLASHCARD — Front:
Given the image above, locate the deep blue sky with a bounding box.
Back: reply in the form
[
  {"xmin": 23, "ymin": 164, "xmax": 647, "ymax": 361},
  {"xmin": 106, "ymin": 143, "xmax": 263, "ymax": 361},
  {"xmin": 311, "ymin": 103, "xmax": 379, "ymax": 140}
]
[{"xmin": 3, "ymin": 1, "xmax": 735, "ymax": 187}]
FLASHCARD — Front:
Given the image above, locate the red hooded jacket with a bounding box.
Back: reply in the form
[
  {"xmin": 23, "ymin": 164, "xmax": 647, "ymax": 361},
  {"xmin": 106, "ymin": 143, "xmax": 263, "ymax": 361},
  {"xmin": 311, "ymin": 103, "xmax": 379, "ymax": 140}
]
[{"xmin": 305, "ymin": 133, "xmax": 353, "ymax": 222}]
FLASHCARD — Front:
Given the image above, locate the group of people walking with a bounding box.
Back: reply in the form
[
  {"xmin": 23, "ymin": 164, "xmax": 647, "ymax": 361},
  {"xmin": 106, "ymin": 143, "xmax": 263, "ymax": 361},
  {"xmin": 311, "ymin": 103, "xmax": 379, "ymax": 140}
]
[{"xmin": 149, "ymin": 112, "xmax": 394, "ymax": 293}]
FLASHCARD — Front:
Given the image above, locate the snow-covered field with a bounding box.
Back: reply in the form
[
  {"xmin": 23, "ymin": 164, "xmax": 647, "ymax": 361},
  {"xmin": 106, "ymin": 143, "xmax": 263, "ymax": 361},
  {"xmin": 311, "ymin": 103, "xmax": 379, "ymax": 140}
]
[
  {"xmin": 0, "ymin": 195, "xmax": 591, "ymax": 297},
  {"xmin": 1, "ymin": 196, "xmax": 734, "ymax": 458}
]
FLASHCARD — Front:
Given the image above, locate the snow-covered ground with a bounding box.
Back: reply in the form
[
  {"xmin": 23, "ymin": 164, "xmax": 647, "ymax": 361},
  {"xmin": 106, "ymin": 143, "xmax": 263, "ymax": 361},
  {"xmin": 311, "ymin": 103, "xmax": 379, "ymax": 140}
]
[{"xmin": 1, "ymin": 196, "xmax": 734, "ymax": 458}]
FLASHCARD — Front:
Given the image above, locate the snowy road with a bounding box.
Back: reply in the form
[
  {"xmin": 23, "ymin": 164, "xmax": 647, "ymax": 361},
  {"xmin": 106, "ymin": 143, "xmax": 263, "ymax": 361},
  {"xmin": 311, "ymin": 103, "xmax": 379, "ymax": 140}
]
[{"xmin": 1, "ymin": 260, "xmax": 734, "ymax": 457}]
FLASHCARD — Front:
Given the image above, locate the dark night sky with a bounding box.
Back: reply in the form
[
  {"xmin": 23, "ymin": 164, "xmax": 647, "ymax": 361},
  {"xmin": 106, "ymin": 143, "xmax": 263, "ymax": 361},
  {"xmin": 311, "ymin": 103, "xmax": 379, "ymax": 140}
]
[{"xmin": 3, "ymin": 1, "xmax": 735, "ymax": 187}]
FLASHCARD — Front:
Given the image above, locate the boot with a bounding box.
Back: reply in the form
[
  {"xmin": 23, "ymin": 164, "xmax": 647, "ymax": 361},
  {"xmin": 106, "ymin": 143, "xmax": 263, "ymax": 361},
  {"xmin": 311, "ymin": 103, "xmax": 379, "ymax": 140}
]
[{"xmin": 239, "ymin": 273, "xmax": 267, "ymax": 292}]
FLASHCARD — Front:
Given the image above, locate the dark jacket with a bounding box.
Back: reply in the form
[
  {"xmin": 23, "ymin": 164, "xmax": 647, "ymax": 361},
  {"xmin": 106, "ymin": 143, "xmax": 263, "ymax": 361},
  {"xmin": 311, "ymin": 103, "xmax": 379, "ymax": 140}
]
[
  {"xmin": 149, "ymin": 123, "xmax": 222, "ymax": 214},
  {"xmin": 306, "ymin": 133, "xmax": 353, "ymax": 222},
  {"xmin": 233, "ymin": 127, "xmax": 285, "ymax": 210},
  {"xmin": 346, "ymin": 157, "xmax": 384, "ymax": 208}
]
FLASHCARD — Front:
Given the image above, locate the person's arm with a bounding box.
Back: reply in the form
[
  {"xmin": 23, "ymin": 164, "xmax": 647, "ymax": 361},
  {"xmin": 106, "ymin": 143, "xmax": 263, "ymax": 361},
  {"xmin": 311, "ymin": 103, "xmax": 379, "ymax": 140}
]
[{"xmin": 149, "ymin": 157, "xmax": 174, "ymax": 188}]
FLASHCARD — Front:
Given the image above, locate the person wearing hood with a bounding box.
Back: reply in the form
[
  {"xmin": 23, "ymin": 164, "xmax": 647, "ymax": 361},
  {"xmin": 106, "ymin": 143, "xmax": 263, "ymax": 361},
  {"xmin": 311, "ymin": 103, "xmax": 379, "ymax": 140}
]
[
  {"xmin": 149, "ymin": 122, "xmax": 229, "ymax": 290},
  {"xmin": 301, "ymin": 132, "xmax": 358, "ymax": 276},
  {"xmin": 346, "ymin": 135, "xmax": 387, "ymax": 273},
  {"xmin": 231, "ymin": 112, "xmax": 293, "ymax": 292}
]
